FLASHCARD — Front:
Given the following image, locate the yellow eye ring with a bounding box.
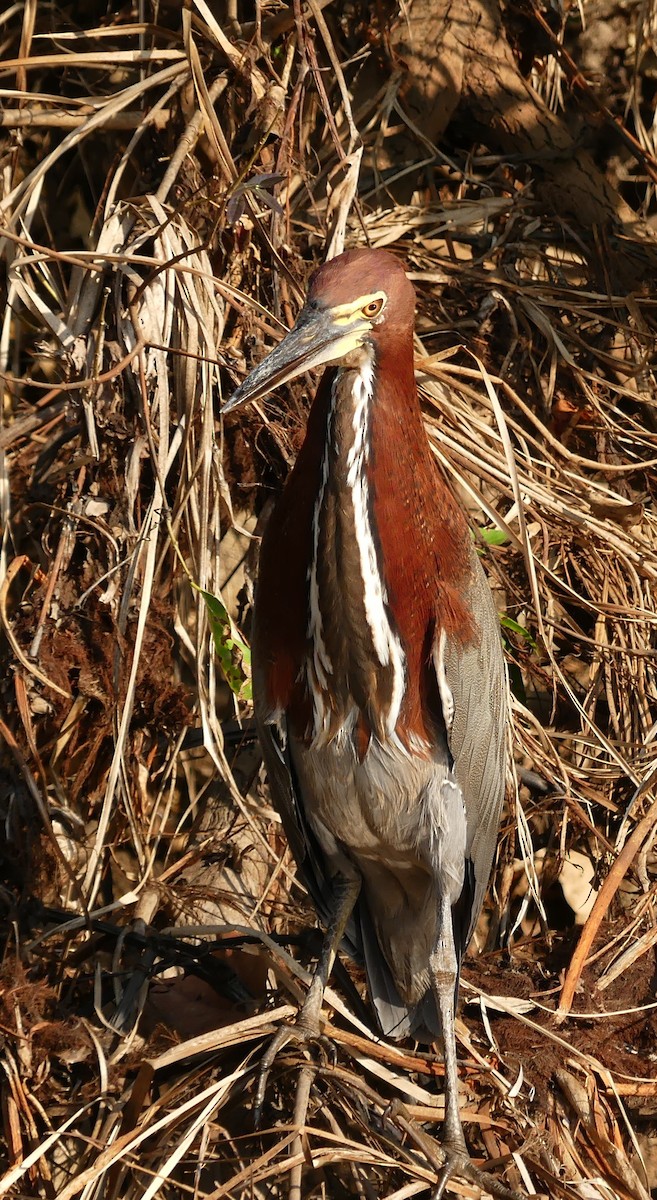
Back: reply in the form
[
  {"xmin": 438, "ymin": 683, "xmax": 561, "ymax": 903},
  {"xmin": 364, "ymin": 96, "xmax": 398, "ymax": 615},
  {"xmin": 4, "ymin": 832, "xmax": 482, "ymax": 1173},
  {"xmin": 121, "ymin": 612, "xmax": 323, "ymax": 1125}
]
[{"xmin": 362, "ymin": 298, "xmax": 384, "ymax": 318}]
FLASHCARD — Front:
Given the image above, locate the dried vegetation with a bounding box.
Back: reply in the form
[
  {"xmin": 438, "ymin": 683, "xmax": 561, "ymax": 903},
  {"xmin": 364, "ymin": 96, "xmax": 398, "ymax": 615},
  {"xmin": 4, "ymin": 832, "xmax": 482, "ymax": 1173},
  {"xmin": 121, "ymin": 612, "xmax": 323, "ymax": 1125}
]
[{"xmin": 1, "ymin": 1, "xmax": 657, "ymax": 1197}]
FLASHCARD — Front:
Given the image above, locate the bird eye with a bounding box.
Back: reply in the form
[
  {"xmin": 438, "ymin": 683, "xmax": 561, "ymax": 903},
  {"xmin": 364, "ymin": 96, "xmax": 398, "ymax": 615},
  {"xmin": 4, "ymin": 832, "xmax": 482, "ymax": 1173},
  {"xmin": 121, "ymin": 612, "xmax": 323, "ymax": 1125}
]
[{"xmin": 362, "ymin": 297, "xmax": 384, "ymax": 318}]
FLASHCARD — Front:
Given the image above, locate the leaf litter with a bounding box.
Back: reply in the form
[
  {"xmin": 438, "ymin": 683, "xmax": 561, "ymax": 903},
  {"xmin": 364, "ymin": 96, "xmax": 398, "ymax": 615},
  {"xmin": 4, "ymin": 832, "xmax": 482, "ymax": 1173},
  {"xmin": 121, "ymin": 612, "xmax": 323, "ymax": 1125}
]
[{"xmin": 1, "ymin": 2, "xmax": 657, "ymax": 1198}]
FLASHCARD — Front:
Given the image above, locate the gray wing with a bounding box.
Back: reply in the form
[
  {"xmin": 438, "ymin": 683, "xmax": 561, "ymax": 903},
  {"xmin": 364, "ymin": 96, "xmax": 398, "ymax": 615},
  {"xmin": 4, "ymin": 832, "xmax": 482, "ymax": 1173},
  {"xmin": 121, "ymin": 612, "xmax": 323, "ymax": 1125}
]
[
  {"xmin": 255, "ymin": 713, "xmax": 363, "ymax": 959},
  {"xmin": 438, "ymin": 548, "xmax": 508, "ymax": 953}
]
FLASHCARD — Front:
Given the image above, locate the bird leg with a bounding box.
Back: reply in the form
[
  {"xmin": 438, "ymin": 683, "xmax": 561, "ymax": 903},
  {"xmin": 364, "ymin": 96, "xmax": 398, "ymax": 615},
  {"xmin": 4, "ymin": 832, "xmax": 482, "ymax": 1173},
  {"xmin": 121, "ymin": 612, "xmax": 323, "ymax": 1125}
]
[
  {"xmin": 254, "ymin": 870, "xmax": 361, "ymax": 1124},
  {"xmin": 422, "ymin": 897, "xmax": 526, "ymax": 1200},
  {"xmin": 429, "ymin": 891, "xmax": 468, "ymax": 1199}
]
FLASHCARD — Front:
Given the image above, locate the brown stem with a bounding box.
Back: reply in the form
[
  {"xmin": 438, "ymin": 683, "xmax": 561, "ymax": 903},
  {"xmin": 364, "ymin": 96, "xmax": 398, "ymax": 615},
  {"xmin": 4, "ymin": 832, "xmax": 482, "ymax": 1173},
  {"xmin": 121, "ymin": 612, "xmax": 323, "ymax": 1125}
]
[{"xmin": 556, "ymin": 795, "xmax": 657, "ymax": 1021}]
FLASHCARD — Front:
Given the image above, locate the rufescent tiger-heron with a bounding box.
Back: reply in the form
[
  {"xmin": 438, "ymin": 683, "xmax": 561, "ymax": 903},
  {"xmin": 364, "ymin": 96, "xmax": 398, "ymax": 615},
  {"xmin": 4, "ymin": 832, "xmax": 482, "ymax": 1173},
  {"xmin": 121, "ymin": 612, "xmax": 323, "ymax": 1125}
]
[{"xmin": 223, "ymin": 248, "xmax": 509, "ymax": 1195}]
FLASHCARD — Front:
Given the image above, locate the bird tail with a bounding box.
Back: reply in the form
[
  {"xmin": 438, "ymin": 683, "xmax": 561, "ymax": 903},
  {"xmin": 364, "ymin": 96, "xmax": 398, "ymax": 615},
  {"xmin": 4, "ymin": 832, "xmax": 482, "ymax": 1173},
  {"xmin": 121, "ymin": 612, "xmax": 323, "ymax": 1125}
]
[{"xmin": 357, "ymin": 898, "xmax": 441, "ymax": 1041}]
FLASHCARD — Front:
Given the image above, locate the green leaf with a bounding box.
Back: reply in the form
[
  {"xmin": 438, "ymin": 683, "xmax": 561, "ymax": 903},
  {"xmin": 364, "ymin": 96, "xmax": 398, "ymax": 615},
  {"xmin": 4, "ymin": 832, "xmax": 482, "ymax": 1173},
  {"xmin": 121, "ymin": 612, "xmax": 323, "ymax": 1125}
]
[
  {"xmin": 198, "ymin": 588, "xmax": 253, "ymax": 701},
  {"xmin": 500, "ymin": 614, "xmax": 537, "ymax": 649},
  {"xmin": 479, "ymin": 527, "xmax": 509, "ymax": 546}
]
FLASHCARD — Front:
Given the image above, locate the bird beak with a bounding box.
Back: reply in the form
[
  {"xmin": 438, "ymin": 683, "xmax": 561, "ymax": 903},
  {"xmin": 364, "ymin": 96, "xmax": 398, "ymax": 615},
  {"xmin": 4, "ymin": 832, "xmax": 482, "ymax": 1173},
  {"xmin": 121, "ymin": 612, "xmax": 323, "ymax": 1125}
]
[{"xmin": 222, "ymin": 304, "xmax": 368, "ymax": 413}]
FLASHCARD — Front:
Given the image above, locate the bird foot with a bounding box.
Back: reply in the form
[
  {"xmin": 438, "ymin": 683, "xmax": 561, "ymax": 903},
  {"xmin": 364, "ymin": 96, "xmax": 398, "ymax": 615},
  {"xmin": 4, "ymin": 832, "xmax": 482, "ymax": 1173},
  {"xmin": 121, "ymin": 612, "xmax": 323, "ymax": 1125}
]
[
  {"xmin": 387, "ymin": 1103, "xmax": 525, "ymax": 1200},
  {"xmin": 432, "ymin": 1146, "xmax": 526, "ymax": 1200},
  {"xmin": 253, "ymin": 1011, "xmax": 332, "ymax": 1127},
  {"xmin": 254, "ymin": 1011, "xmax": 336, "ymax": 1200},
  {"xmin": 431, "ymin": 1143, "xmax": 467, "ymax": 1200}
]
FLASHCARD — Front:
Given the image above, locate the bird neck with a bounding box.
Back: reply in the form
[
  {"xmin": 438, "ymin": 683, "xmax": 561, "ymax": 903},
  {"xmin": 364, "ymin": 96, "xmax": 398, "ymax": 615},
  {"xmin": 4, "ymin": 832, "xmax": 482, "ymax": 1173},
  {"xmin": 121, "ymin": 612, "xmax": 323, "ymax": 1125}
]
[
  {"xmin": 322, "ymin": 334, "xmax": 423, "ymax": 483},
  {"xmin": 253, "ymin": 333, "xmax": 475, "ymax": 756}
]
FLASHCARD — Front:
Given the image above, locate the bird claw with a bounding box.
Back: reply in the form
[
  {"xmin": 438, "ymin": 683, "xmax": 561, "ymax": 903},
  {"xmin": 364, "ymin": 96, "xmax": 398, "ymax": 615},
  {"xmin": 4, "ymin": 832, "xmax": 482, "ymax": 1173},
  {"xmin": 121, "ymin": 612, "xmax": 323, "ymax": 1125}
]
[
  {"xmin": 432, "ymin": 1146, "xmax": 526, "ymax": 1200},
  {"xmin": 431, "ymin": 1146, "xmax": 467, "ymax": 1200},
  {"xmin": 253, "ymin": 1015, "xmax": 332, "ymax": 1127},
  {"xmin": 386, "ymin": 1102, "xmax": 524, "ymax": 1200}
]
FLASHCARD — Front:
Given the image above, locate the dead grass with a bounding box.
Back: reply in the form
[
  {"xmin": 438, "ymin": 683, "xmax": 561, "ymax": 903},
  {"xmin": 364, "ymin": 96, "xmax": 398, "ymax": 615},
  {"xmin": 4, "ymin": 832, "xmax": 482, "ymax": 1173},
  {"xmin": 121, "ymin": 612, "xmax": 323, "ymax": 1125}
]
[{"xmin": 1, "ymin": 2, "xmax": 657, "ymax": 1198}]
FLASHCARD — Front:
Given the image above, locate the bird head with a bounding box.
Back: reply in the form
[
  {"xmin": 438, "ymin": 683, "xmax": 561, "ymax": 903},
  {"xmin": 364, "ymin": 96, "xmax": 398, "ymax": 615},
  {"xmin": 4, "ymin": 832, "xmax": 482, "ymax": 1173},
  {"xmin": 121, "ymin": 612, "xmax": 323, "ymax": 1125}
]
[{"xmin": 222, "ymin": 248, "xmax": 415, "ymax": 412}]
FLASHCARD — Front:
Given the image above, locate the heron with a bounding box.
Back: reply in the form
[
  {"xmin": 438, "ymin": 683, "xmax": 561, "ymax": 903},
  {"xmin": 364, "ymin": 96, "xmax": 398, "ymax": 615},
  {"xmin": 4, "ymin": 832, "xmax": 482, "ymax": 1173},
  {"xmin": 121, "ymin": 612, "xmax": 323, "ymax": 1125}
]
[{"xmin": 223, "ymin": 247, "xmax": 509, "ymax": 1194}]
